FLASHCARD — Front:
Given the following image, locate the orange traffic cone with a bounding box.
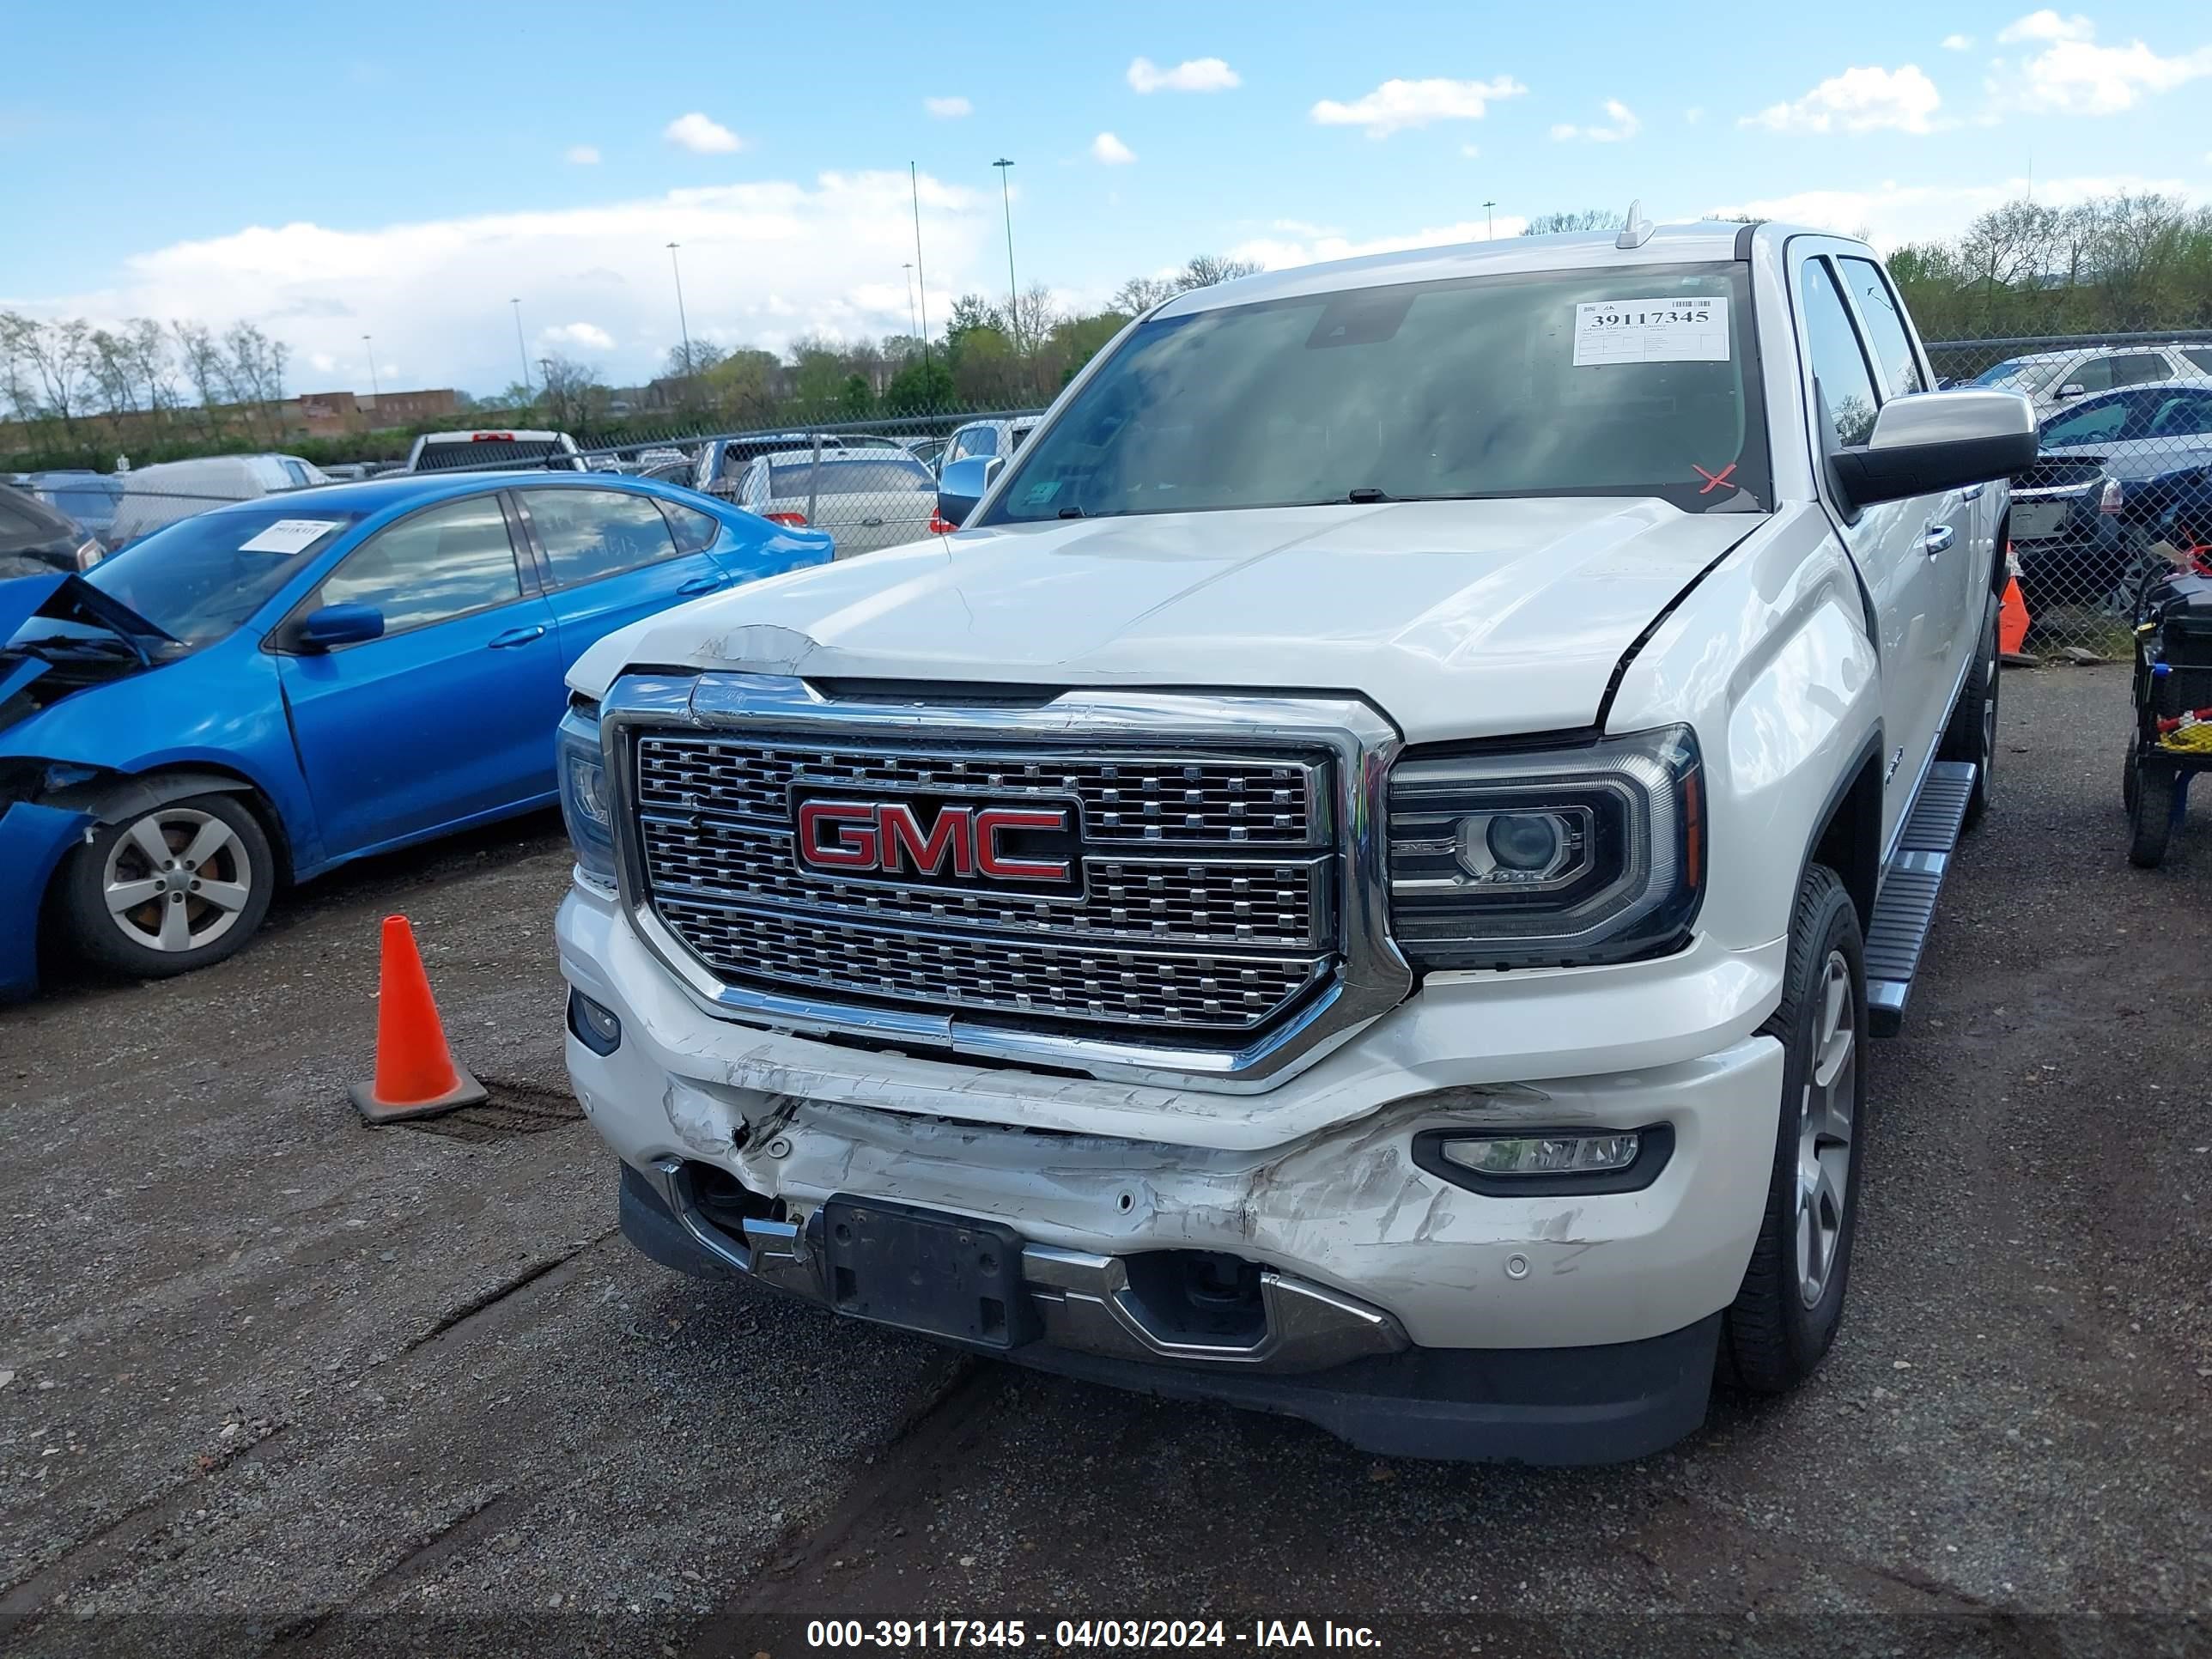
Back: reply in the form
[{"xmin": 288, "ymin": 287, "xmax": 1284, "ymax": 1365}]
[
  {"xmin": 349, "ymin": 915, "xmax": 488, "ymax": 1123},
  {"xmin": 1999, "ymin": 575, "xmax": 2031, "ymax": 658}
]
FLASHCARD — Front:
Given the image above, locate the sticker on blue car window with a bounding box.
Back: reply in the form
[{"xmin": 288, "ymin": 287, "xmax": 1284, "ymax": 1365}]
[{"xmin": 239, "ymin": 519, "xmax": 346, "ymax": 555}]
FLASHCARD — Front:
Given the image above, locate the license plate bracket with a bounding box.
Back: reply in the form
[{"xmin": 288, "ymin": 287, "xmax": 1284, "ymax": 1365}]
[
  {"xmin": 821, "ymin": 1196, "xmax": 1039, "ymax": 1351},
  {"xmin": 2012, "ymin": 501, "xmax": 2069, "ymax": 541}
]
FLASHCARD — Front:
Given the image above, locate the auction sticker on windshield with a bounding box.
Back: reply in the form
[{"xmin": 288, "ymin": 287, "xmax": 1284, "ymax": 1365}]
[
  {"xmin": 238, "ymin": 520, "xmax": 347, "ymax": 556},
  {"xmin": 1573, "ymin": 297, "xmax": 1730, "ymax": 366}
]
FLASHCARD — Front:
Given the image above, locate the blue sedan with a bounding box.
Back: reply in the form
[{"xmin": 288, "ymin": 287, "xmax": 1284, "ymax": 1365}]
[{"xmin": 0, "ymin": 471, "xmax": 831, "ymax": 994}]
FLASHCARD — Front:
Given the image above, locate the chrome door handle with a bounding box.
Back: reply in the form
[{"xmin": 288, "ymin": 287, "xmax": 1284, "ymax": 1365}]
[
  {"xmin": 1961, "ymin": 483, "xmax": 1986, "ymax": 501},
  {"xmin": 487, "ymin": 623, "xmax": 547, "ymax": 648},
  {"xmin": 1923, "ymin": 524, "xmax": 1956, "ymax": 556}
]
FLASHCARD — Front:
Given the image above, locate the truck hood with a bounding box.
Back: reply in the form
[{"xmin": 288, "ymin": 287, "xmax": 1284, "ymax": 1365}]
[{"xmin": 572, "ymin": 497, "xmax": 1765, "ymax": 742}]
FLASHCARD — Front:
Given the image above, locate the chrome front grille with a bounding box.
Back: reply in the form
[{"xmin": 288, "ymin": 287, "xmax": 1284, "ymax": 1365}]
[{"xmin": 632, "ymin": 732, "xmax": 1338, "ymax": 1035}]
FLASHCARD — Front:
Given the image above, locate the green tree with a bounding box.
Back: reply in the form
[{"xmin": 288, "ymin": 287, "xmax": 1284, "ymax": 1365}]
[
  {"xmin": 837, "ymin": 373, "xmax": 873, "ymax": 419},
  {"xmin": 882, "ymin": 356, "xmax": 955, "ymax": 415}
]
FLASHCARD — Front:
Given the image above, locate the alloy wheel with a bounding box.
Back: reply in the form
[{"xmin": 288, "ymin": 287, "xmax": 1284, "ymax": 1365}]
[
  {"xmin": 1795, "ymin": 949, "xmax": 1857, "ymax": 1308},
  {"xmin": 100, "ymin": 808, "xmax": 256, "ymax": 954}
]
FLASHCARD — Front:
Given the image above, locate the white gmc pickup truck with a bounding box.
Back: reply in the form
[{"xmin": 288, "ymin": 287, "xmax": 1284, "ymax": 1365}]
[{"xmin": 553, "ymin": 218, "xmax": 2037, "ymax": 1463}]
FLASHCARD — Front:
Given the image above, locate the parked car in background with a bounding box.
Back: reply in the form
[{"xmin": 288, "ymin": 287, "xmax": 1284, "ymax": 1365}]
[
  {"xmin": 0, "ymin": 472, "xmax": 832, "ymax": 995},
  {"xmin": 634, "ymin": 447, "xmax": 690, "ymax": 471},
  {"xmin": 1968, "ymin": 343, "xmax": 2212, "ymax": 415},
  {"xmin": 691, "ymin": 432, "xmax": 860, "ymax": 496},
  {"xmin": 903, "ymin": 435, "xmax": 949, "ymax": 472},
  {"xmin": 405, "ymin": 429, "xmax": 586, "ymax": 474},
  {"xmin": 2011, "ymin": 379, "xmax": 2212, "ymax": 612},
  {"xmin": 318, "ymin": 463, "xmax": 374, "ymax": 483},
  {"xmin": 940, "ymin": 416, "xmax": 1041, "ymax": 468},
  {"xmin": 0, "ymin": 488, "xmax": 103, "ymax": 579},
  {"xmin": 724, "ymin": 449, "xmax": 939, "ymax": 555},
  {"xmin": 21, "ymin": 471, "xmax": 126, "ymax": 546},
  {"xmin": 105, "ymin": 453, "xmax": 330, "ymax": 550}
]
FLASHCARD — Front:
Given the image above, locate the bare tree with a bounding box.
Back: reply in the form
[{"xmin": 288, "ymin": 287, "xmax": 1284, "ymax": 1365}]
[
  {"xmin": 1521, "ymin": 210, "xmax": 1626, "ymax": 235},
  {"xmin": 1176, "ymin": 255, "xmax": 1262, "ymax": 291},
  {"xmin": 1109, "ymin": 276, "xmax": 1179, "ymax": 314}
]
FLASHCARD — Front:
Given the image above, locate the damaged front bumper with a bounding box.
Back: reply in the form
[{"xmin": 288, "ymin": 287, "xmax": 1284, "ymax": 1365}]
[
  {"xmin": 561, "ymin": 884, "xmax": 1787, "ymax": 1463},
  {"xmin": 0, "ymin": 799, "xmax": 93, "ymax": 999}
]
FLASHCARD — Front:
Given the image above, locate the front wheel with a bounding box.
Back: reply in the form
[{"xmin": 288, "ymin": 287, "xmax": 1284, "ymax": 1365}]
[
  {"xmin": 1723, "ymin": 864, "xmax": 1867, "ymax": 1395},
  {"xmin": 59, "ymin": 792, "xmax": 276, "ymax": 978},
  {"xmin": 2128, "ymin": 763, "xmax": 2177, "ymax": 869}
]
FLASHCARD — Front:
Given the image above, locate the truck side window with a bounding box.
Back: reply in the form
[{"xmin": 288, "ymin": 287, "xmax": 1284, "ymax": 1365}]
[
  {"xmin": 1801, "ymin": 259, "xmax": 1881, "ymax": 449},
  {"xmin": 1837, "ymin": 258, "xmax": 1925, "ymax": 402}
]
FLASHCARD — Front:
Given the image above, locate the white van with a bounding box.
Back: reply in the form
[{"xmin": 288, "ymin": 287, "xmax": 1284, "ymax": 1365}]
[{"xmin": 106, "ymin": 453, "xmax": 329, "ymax": 549}]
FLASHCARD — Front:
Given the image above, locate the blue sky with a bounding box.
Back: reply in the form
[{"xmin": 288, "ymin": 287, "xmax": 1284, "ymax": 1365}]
[{"xmin": 3, "ymin": 0, "xmax": 2205, "ymax": 395}]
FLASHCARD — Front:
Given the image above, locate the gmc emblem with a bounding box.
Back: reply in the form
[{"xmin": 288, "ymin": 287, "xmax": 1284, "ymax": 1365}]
[{"xmin": 793, "ymin": 793, "xmax": 1080, "ymax": 894}]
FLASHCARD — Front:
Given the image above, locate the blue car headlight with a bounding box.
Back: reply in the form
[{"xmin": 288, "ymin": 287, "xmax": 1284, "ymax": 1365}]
[{"xmin": 558, "ymin": 699, "xmax": 617, "ymax": 894}]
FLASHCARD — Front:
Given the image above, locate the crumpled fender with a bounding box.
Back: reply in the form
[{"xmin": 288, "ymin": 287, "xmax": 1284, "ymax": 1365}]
[{"xmin": 0, "ymin": 800, "xmax": 94, "ymax": 1000}]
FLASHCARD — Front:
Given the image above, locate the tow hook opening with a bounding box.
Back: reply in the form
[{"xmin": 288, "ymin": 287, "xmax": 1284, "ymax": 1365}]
[
  {"xmin": 687, "ymin": 1162, "xmax": 785, "ymax": 1234},
  {"xmin": 1120, "ymin": 1250, "xmax": 1268, "ymax": 1346}
]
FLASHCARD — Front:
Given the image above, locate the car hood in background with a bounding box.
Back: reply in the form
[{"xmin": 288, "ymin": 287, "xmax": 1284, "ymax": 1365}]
[{"xmin": 568, "ymin": 496, "xmax": 1765, "ymax": 742}]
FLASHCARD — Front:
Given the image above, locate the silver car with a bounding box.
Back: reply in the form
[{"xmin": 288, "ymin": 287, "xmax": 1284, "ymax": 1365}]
[
  {"xmin": 1966, "ymin": 343, "xmax": 2212, "ymax": 415},
  {"xmin": 729, "ymin": 449, "xmax": 941, "ymax": 556}
]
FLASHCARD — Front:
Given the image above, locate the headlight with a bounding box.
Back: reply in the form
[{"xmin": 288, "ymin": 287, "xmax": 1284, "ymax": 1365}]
[
  {"xmin": 1386, "ymin": 725, "xmax": 1704, "ymax": 970},
  {"xmin": 557, "ymin": 700, "xmax": 617, "ymax": 893}
]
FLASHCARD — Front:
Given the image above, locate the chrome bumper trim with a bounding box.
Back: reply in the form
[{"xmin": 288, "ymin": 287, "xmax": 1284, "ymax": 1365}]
[{"xmin": 648, "ymin": 1158, "xmax": 1407, "ymax": 1376}]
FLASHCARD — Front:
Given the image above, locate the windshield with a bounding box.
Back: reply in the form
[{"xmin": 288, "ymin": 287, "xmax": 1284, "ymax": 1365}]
[
  {"xmin": 765, "ymin": 459, "xmax": 935, "ymax": 498},
  {"xmin": 1970, "ymin": 357, "xmax": 2057, "ymax": 393},
  {"xmin": 84, "ymin": 505, "xmax": 359, "ymax": 647},
  {"xmin": 982, "ymin": 263, "xmax": 1767, "ymax": 524}
]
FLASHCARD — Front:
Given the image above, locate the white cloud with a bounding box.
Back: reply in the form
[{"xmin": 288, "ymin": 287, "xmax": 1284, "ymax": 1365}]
[
  {"xmin": 542, "ymin": 321, "xmax": 615, "ymax": 352},
  {"xmin": 923, "ymin": 95, "xmax": 972, "ymax": 118},
  {"xmin": 1127, "ymin": 56, "xmax": 1240, "ymax": 93},
  {"xmin": 1459, "ymin": 143, "xmax": 1481, "ymax": 158},
  {"xmin": 1090, "ymin": 131, "xmax": 1137, "ymax": 165},
  {"xmin": 1685, "ymin": 106, "xmax": 1706, "ymax": 124},
  {"xmin": 1310, "ymin": 76, "xmax": 1528, "ymax": 137},
  {"xmin": 565, "ymin": 144, "xmax": 600, "ymax": 165},
  {"xmin": 308, "ymin": 351, "xmax": 336, "ymax": 374},
  {"xmin": 1941, "ymin": 33, "xmax": 1974, "ymax": 51},
  {"xmin": 1743, "ymin": 64, "xmax": 1945, "ymax": 133},
  {"xmin": 1551, "ymin": 100, "xmax": 1641, "ymax": 142},
  {"xmin": 662, "ymin": 112, "xmax": 742, "ymax": 155},
  {"xmin": 1229, "ymin": 215, "xmax": 1531, "ymax": 271},
  {"xmin": 1712, "ymin": 171, "xmax": 2200, "ymax": 248},
  {"xmin": 1996, "ymin": 9, "xmax": 2093, "ymax": 44},
  {"xmin": 1989, "ymin": 12, "xmax": 2212, "ymax": 114},
  {"xmin": 25, "ymin": 171, "xmax": 993, "ymax": 394}
]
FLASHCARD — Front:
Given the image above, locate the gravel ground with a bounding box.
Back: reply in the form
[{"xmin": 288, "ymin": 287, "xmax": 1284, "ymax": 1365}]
[{"xmin": 1, "ymin": 665, "xmax": 2207, "ymax": 1657}]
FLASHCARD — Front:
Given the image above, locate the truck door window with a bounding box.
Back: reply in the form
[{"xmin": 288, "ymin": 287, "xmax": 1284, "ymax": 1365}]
[
  {"xmin": 1837, "ymin": 258, "xmax": 1925, "ymax": 402},
  {"xmin": 1800, "ymin": 259, "xmax": 1881, "ymax": 449}
]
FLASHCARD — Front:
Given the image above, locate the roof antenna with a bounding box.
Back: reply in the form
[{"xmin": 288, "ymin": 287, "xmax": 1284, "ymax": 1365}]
[{"xmin": 1615, "ymin": 198, "xmax": 1656, "ymax": 250}]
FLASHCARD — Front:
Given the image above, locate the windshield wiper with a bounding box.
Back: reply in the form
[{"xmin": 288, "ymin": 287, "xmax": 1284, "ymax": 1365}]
[
  {"xmin": 1346, "ymin": 487, "xmax": 1393, "ymax": 504},
  {"xmin": 1057, "ymin": 506, "xmax": 1085, "ymax": 519}
]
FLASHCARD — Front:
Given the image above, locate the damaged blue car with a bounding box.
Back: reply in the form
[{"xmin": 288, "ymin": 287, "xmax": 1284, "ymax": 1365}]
[{"xmin": 0, "ymin": 471, "xmax": 831, "ymax": 996}]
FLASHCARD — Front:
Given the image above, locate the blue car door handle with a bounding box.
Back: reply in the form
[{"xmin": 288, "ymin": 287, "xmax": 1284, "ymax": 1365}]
[
  {"xmin": 488, "ymin": 623, "xmax": 547, "ymax": 648},
  {"xmin": 678, "ymin": 573, "xmax": 730, "ymax": 596}
]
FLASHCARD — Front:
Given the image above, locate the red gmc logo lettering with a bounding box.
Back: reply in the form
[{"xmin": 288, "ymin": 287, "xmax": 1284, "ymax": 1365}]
[{"xmin": 795, "ymin": 799, "xmax": 1073, "ymax": 883}]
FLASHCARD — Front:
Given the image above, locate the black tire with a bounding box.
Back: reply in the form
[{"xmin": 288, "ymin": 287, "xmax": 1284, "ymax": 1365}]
[
  {"xmin": 1938, "ymin": 593, "xmax": 1999, "ymax": 832},
  {"xmin": 2123, "ymin": 744, "xmax": 2139, "ymax": 817},
  {"xmin": 1722, "ymin": 864, "xmax": 1868, "ymax": 1395},
  {"xmin": 2127, "ymin": 763, "xmax": 2175, "ymax": 869},
  {"xmin": 59, "ymin": 791, "xmax": 276, "ymax": 978}
]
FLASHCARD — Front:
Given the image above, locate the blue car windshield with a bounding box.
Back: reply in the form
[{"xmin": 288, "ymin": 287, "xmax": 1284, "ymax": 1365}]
[{"xmin": 84, "ymin": 506, "xmax": 360, "ymax": 647}]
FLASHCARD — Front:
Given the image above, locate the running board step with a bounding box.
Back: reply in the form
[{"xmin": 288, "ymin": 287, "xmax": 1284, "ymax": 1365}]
[{"xmin": 1864, "ymin": 761, "xmax": 1976, "ymax": 1036}]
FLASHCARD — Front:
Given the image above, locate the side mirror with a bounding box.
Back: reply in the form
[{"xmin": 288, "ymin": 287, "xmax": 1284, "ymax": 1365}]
[
  {"xmin": 294, "ymin": 603, "xmax": 386, "ymax": 652},
  {"xmin": 934, "ymin": 455, "xmax": 1003, "ymax": 528},
  {"xmin": 1831, "ymin": 390, "xmax": 2039, "ymax": 514},
  {"xmin": 2057, "ymin": 382, "xmax": 2087, "ymax": 400}
]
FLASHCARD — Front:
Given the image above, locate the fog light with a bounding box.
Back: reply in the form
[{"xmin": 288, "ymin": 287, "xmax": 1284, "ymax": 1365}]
[
  {"xmin": 1443, "ymin": 1133, "xmax": 1640, "ymax": 1176},
  {"xmin": 567, "ymin": 988, "xmax": 622, "ymax": 1055}
]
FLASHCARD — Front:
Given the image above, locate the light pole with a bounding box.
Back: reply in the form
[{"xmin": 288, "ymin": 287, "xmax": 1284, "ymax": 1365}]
[
  {"xmin": 909, "ymin": 162, "xmax": 932, "ymax": 374},
  {"xmin": 362, "ymin": 334, "xmax": 380, "ymax": 401},
  {"xmin": 993, "ymin": 158, "xmax": 1018, "ymax": 354},
  {"xmin": 1483, "ymin": 199, "xmax": 1498, "ymax": 240},
  {"xmin": 509, "ymin": 299, "xmax": 532, "ymax": 402},
  {"xmin": 666, "ymin": 241, "xmax": 693, "ymax": 386}
]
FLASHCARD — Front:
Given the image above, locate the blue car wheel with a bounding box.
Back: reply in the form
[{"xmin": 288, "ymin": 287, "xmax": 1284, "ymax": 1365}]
[{"xmin": 58, "ymin": 792, "xmax": 276, "ymax": 978}]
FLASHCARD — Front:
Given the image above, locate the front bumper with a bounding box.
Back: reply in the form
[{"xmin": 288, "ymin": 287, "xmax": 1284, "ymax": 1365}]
[
  {"xmin": 562, "ymin": 880, "xmax": 1786, "ymax": 1463},
  {"xmin": 0, "ymin": 801, "xmax": 92, "ymax": 1000}
]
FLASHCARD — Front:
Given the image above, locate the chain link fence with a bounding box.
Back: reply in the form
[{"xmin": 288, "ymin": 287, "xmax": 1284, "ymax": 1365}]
[
  {"xmin": 1923, "ymin": 330, "xmax": 2212, "ymax": 658},
  {"xmin": 16, "ymin": 332, "xmax": 2212, "ymax": 655}
]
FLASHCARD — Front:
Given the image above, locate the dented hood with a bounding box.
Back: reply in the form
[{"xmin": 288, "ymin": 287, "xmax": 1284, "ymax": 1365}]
[
  {"xmin": 0, "ymin": 572, "xmax": 178, "ymax": 726},
  {"xmin": 570, "ymin": 497, "xmax": 1759, "ymax": 742}
]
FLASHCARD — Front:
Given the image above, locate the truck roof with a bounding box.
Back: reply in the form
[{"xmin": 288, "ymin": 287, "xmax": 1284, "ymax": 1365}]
[{"xmin": 1157, "ymin": 221, "xmax": 1834, "ymax": 318}]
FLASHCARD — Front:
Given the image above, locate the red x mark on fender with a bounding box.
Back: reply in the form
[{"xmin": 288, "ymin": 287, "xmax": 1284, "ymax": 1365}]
[{"xmin": 1693, "ymin": 463, "xmax": 1737, "ymax": 495}]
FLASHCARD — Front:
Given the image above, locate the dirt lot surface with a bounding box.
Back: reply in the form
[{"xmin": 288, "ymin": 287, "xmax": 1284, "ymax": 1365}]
[{"xmin": 3, "ymin": 665, "xmax": 2208, "ymax": 1658}]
